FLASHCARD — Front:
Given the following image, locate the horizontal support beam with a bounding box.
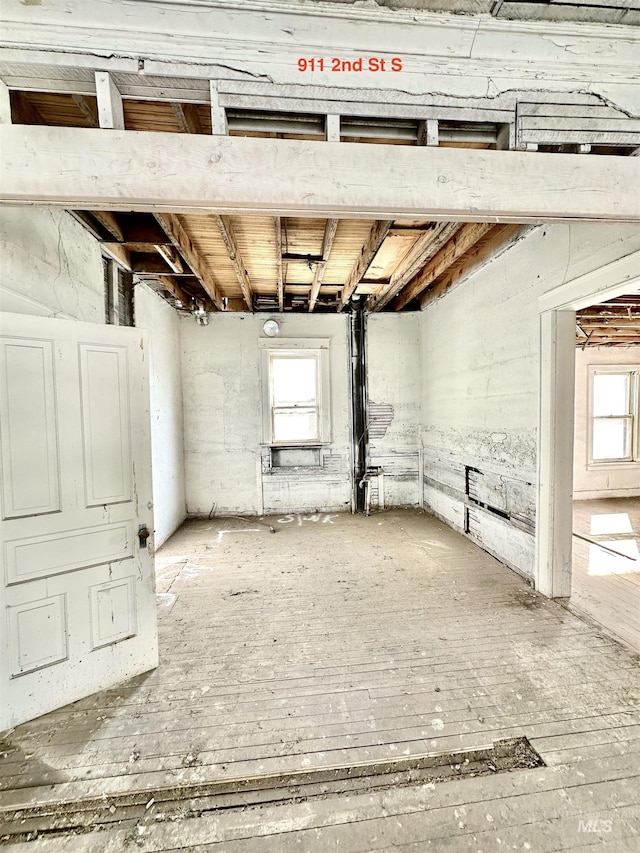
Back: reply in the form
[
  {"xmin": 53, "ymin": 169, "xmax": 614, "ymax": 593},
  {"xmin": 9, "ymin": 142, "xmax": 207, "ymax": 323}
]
[{"xmin": 1, "ymin": 126, "xmax": 639, "ymax": 223}]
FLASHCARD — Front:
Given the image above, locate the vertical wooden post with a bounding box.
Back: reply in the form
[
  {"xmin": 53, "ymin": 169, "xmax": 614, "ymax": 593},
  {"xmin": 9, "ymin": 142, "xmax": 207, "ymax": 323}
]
[
  {"xmin": 417, "ymin": 119, "xmax": 438, "ymax": 146},
  {"xmin": 0, "ymin": 80, "xmax": 12, "ymax": 125},
  {"xmin": 95, "ymin": 72, "xmax": 125, "ymax": 129},
  {"xmin": 326, "ymin": 114, "xmax": 340, "ymax": 142},
  {"xmin": 536, "ymin": 308, "xmax": 576, "ymax": 598},
  {"xmin": 209, "ymin": 82, "xmax": 228, "ymax": 135}
]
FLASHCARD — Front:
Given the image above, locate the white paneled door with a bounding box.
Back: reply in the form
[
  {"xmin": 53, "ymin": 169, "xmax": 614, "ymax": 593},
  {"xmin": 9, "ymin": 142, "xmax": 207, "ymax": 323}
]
[{"xmin": 0, "ymin": 313, "xmax": 157, "ymax": 730}]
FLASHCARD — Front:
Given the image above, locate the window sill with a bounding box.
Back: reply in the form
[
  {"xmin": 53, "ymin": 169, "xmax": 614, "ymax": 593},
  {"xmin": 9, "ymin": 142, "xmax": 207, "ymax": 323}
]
[{"xmin": 587, "ymin": 460, "xmax": 640, "ymax": 470}]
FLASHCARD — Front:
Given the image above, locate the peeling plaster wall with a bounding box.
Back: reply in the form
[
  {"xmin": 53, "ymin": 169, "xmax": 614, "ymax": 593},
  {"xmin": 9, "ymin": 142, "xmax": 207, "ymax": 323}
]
[
  {"xmin": 0, "ymin": 206, "xmax": 104, "ymax": 321},
  {"xmin": 419, "ymin": 222, "xmax": 640, "ymax": 580},
  {"xmin": 135, "ymin": 283, "xmax": 187, "ymax": 546},
  {"xmin": 180, "ymin": 313, "xmax": 351, "ymax": 517},
  {"xmin": 367, "ymin": 313, "xmax": 421, "ymax": 507},
  {"xmin": 574, "ymin": 347, "xmax": 640, "ymax": 500}
]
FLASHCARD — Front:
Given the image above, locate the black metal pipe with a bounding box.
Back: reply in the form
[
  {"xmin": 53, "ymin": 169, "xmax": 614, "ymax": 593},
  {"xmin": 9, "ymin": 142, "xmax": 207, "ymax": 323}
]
[{"xmin": 349, "ymin": 303, "xmax": 367, "ymax": 513}]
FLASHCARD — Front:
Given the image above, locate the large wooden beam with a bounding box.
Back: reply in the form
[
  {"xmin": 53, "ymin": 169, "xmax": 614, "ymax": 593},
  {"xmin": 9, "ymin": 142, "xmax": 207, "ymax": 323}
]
[
  {"xmin": 1, "ymin": 126, "xmax": 639, "ymax": 223},
  {"xmin": 418, "ymin": 224, "xmax": 527, "ymax": 309},
  {"xmin": 309, "ymin": 218, "xmax": 339, "ymax": 312},
  {"xmin": 214, "ymin": 215, "xmax": 252, "ymax": 309},
  {"xmin": 370, "ymin": 221, "xmax": 460, "ymax": 312},
  {"xmin": 154, "ymin": 213, "xmax": 224, "ymax": 310},
  {"xmin": 393, "ymin": 222, "xmax": 494, "ymax": 310},
  {"xmin": 338, "ymin": 220, "xmax": 392, "ymax": 311}
]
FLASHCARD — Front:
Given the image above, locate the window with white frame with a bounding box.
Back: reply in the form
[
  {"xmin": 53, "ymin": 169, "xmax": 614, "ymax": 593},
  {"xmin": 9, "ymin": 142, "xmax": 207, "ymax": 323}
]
[
  {"xmin": 589, "ymin": 367, "xmax": 639, "ymax": 464},
  {"xmin": 260, "ymin": 339, "xmax": 330, "ymax": 446}
]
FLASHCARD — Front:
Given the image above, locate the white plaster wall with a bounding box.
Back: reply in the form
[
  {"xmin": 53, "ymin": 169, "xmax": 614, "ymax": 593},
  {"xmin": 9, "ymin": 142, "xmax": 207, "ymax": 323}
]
[
  {"xmin": 0, "ymin": 206, "xmax": 104, "ymax": 321},
  {"xmin": 367, "ymin": 313, "xmax": 421, "ymax": 507},
  {"xmin": 181, "ymin": 313, "xmax": 351, "ymax": 516},
  {"xmin": 574, "ymin": 347, "xmax": 640, "ymax": 499},
  {"xmin": 135, "ymin": 283, "xmax": 187, "ymax": 546},
  {"xmin": 419, "ymin": 222, "xmax": 640, "ymax": 578}
]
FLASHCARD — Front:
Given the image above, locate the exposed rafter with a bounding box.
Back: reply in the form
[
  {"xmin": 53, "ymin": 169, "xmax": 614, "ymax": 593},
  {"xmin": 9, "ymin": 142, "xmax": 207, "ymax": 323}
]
[
  {"xmin": 215, "ymin": 215, "xmax": 253, "ymax": 310},
  {"xmin": 154, "ymin": 213, "xmax": 224, "ymax": 310},
  {"xmin": 338, "ymin": 220, "xmax": 393, "ymax": 311},
  {"xmin": 309, "ymin": 219, "xmax": 339, "ymax": 313},
  {"xmin": 370, "ymin": 222, "xmax": 461, "ymax": 312},
  {"xmin": 394, "ymin": 222, "xmax": 494, "ymax": 311},
  {"xmin": 418, "ymin": 224, "xmax": 527, "ymax": 310}
]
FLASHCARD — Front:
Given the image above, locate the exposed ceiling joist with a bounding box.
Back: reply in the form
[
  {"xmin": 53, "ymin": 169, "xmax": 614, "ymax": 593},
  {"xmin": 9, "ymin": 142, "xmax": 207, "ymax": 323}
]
[
  {"xmin": 215, "ymin": 214, "xmax": 253, "ymax": 310},
  {"xmin": 394, "ymin": 222, "xmax": 494, "ymax": 310},
  {"xmin": 137, "ymin": 273, "xmax": 195, "ymax": 311},
  {"xmin": 418, "ymin": 224, "xmax": 527, "ymax": 309},
  {"xmin": 155, "ymin": 243, "xmax": 184, "ymax": 274},
  {"xmin": 309, "ymin": 218, "xmax": 339, "ymax": 313},
  {"xmin": 370, "ymin": 221, "xmax": 461, "ymax": 311},
  {"xmin": 338, "ymin": 220, "xmax": 393, "ymax": 311},
  {"xmin": 101, "ymin": 241, "xmax": 132, "ymax": 270},
  {"xmin": 91, "ymin": 210, "xmax": 125, "ymax": 242},
  {"xmin": 154, "ymin": 213, "xmax": 224, "ymax": 310}
]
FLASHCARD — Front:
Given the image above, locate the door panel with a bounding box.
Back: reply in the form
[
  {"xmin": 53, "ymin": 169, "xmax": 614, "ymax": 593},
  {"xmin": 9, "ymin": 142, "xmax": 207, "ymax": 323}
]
[
  {"xmin": 0, "ymin": 313, "xmax": 157, "ymax": 731},
  {"xmin": 0, "ymin": 338, "xmax": 60, "ymax": 518}
]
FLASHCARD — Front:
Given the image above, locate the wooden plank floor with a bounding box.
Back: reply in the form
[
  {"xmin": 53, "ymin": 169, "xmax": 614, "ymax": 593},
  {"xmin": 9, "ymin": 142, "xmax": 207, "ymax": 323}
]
[
  {"xmin": 571, "ymin": 497, "xmax": 640, "ymax": 653},
  {"xmin": 1, "ymin": 509, "xmax": 639, "ymax": 850}
]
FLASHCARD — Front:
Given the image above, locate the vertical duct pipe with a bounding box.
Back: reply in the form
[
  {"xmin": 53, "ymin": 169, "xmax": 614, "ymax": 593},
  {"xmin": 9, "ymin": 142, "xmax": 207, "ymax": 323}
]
[{"xmin": 349, "ymin": 302, "xmax": 367, "ymax": 513}]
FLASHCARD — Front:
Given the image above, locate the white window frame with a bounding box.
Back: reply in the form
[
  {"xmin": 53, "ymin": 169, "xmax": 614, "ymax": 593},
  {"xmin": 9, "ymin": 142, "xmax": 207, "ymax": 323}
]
[
  {"xmin": 259, "ymin": 338, "xmax": 331, "ymax": 446},
  {"xmin": 587, "ymin": 365, "xmax": 640, "ymax": 467}
]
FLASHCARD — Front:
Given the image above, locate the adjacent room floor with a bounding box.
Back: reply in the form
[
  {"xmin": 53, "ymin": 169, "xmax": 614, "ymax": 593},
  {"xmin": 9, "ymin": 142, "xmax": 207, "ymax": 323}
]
[
  {"xmin": 571, "ymin": 497, "xmax": 640, "ymax": 654},
  {"xmin": 1, "ymin": 509, "xmax": 639, "ymax": 851}
]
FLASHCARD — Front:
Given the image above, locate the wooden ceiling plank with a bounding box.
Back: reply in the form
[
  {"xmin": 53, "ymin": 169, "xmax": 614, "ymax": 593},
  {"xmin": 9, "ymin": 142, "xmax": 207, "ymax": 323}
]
[
  {"xmin": 337, "ymin": 219, "xmax": 393, "ymax": 311},
  {"xmin": 370, "ymin": 221, "xmax": 461, "ymax": 312},
  {"xmin": 417, "ymin": 224, "xmax": 525, "ymax": 311},
  {"xmin": 276, "ymin": 217, "xmax": 284, "ymax": 312},
  {"xmin": 309, "ymin": 218, "xmax": 339, "ymax": 312},
  {"xmin": 71, "ymin": 94, "xmax": 98, "ymax": 128},
  {"xmin": 215, "ymin": 215, "xmax": 253, "ymax": 309},
  {"xmin": 395, "ymin": 221, "xmax": 495, "ymax": 311},
  {"xmin": 154, "ymin": 213, "xmax": 224, "ymax": 309}
]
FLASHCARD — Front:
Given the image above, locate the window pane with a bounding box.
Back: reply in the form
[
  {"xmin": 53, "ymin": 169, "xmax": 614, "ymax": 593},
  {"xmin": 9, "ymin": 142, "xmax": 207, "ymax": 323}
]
[
  {"xmin": 273, "ymin": 408, "xmax": 319, "ymax": 442},
  {"xmin": 272, "ymin": 357, "xmax": 317, "ymax": 406},
  {"xmin": 593, "ymin": 374, "xmax": 630, "ymax": 417},
  {"xmin": 592, "ymin": 418, "xmax": 630, "ymax": 460}
]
